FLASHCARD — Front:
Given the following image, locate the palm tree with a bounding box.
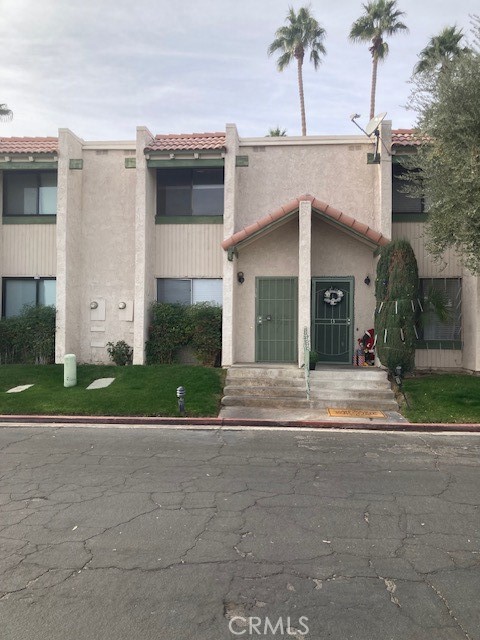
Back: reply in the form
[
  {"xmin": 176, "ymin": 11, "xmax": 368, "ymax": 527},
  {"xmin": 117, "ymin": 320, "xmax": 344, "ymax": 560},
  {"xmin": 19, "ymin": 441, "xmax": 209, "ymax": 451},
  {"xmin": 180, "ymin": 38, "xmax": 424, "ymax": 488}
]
[
  {"xmin": 268, "ymin": 6, "xmax": 326, "ymax": 136},
  {"xmin": 0, "ymin": 103, "xmax": 13, "ymax": 122},
  {"xmin": 267, "ymin": 126, "xmax": 287, "ymax": 137},
  {"xmin": 414, "ymin": 26, "xmax": 470, "ymax": 75},
  {"xmin": 349, "ymin": 0, "xmax": 408, "ymax": 120}
]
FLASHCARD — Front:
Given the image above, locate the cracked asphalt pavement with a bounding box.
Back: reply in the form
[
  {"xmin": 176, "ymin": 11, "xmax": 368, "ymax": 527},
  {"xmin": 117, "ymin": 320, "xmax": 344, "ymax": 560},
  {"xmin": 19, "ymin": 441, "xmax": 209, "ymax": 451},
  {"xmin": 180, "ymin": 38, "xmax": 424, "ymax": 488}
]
[{"xmin": 0, "ymin": 426, "xmax": 479, "ymax": 639}]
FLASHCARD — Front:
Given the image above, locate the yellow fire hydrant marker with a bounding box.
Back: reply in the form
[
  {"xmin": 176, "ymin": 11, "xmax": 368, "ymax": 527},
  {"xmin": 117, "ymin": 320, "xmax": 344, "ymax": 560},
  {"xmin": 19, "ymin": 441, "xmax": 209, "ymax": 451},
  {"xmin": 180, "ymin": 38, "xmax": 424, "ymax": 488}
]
[{"xmin": 328, "ymin": 408, "xmax": 386, "ymax": 419}]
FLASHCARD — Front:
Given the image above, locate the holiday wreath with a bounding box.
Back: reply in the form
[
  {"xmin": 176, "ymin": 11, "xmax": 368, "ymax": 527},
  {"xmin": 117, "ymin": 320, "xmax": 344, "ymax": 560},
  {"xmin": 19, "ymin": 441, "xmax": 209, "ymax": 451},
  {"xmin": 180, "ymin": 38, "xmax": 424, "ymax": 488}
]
[{"xmin": 324, "ymin": 287, "xmax": 344, "ymax": 306}]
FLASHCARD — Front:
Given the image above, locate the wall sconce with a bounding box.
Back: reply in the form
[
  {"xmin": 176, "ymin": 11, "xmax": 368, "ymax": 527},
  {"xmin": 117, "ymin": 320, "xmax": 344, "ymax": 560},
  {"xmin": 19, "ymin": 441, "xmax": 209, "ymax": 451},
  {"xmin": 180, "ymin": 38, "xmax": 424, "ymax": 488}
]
[
  {"xmin": 90, "ymin": 301, "xmax": 98, "ymax": 309},
  {"xmin": 237, "ymin": 271, "xmax": 245, "ymax": 284},
  {"xmin": 364, "ymin": 275, "xmax": 371, "ymax": 286},
  {"xmin": 118, "ymin": 302, "xmax": 127, "ymax": 310}
]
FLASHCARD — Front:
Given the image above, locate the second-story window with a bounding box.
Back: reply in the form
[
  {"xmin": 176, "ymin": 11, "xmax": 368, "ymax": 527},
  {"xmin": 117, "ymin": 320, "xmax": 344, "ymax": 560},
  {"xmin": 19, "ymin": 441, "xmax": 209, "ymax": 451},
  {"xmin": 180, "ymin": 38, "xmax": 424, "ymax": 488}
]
[
  {"xmin": 3, "ymin": 171, "xmax": 57, "ymax": 216},
  {"xmin": 157, "ymin": 168, "xmax": 224, "ymax": 217},
  {"xmin": 392, "ymin": 164, "xmax": 424, "ymax": 214}
]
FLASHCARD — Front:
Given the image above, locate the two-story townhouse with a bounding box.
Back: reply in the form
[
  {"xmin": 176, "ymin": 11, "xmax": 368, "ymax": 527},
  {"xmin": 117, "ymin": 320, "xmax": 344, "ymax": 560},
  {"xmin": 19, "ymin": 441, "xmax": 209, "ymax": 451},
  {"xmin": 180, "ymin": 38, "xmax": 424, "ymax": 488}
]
[{"xmin": 0, "ymin": 122, "xmax": 478, "ymax": 371}]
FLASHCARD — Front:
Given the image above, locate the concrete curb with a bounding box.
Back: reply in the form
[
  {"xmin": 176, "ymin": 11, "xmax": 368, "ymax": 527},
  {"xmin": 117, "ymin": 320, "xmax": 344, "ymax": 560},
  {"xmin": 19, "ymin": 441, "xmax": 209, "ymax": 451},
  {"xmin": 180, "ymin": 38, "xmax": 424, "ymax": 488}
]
[{"xmin": 0, "ymin": 414, "xmax": 479, "ymax": 433}]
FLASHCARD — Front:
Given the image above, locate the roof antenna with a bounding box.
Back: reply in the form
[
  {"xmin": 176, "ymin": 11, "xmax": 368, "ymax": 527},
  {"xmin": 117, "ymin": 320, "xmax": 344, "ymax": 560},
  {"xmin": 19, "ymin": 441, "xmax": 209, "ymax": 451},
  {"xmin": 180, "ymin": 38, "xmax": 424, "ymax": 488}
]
[{"xmin": 350, "ymin": 112, "xmax": 391, "ymax": 163}]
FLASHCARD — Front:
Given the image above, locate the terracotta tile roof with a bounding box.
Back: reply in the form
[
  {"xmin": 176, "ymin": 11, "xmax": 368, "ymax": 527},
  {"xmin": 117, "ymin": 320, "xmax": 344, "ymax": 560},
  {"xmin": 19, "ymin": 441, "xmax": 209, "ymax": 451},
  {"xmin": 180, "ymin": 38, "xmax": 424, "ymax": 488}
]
[
  {"xmin": 221, "ymin": 194, "xmax": 389, "ymax": 250},
  {"xmin": 146, "ymin": 132, "xmax": 226, "ymax": 152},
  {"xmin": 392, "ymin": 129, "xmax": 430, "ymax": 147},
  {"xmin": 0, "ymin": 137, "xmax": 58, "ymax": 154}
]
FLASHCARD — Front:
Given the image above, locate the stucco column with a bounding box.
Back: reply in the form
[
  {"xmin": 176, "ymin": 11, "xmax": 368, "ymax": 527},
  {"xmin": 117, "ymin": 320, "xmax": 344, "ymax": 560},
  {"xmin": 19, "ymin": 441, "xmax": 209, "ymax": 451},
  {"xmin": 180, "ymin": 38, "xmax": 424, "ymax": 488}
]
[
  {"xmin": 133, "ymin": 126, "xmax": 156, "ymax": 365},
  {"xmin": 56, "ymin": 128, "xmax": 84, "ymax": 363},
  {"xmin": 378, "ymin": 120, "xmax": 392, "ymax": 239},
  {"xmin": 461, "ymin": 272, "xmax": 480, "ymax": 372},
  {"xmin": 298, "ymin": 200, "xmax": 312, "ymax": 367},
  {"xmin": 221, "ymin": 123, "xmax": 239, "ymax": 366}
]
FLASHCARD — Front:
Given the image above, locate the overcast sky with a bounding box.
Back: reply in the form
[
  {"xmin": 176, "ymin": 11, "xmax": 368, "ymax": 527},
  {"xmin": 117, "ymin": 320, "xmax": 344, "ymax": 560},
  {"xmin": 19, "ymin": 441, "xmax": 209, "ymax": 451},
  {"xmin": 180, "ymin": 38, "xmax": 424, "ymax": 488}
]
[{"xmin": 0, "ymin": 0, "xmax": 476, "ymax": 140}]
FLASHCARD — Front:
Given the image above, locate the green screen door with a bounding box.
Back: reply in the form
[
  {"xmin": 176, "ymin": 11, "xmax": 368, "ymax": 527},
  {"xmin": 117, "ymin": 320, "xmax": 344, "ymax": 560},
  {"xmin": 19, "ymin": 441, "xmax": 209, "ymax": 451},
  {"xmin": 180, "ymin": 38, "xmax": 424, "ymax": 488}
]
[
  {"xmin": 312, "ymin": 278, "xmax": 353, "ymax": 364},
  {"xmin": 256, "ymin": 277, "xmax": 297, "ymax": 363}
]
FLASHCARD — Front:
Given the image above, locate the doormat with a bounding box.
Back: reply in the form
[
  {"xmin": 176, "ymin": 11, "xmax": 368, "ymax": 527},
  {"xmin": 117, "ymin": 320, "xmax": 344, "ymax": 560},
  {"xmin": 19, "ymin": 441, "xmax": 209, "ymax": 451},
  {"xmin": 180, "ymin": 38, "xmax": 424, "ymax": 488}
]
[{"xmin": 328, "ymin": 408, "xmax": 386, "ymax": 418}]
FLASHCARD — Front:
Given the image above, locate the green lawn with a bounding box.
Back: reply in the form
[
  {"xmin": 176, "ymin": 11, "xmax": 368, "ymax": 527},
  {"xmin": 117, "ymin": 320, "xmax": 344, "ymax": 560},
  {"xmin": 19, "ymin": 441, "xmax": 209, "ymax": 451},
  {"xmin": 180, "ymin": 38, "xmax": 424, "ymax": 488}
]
[
  {"xmin": 403, "ymin": 374, "xmax": 480, "ymax": 423},
  {"xmin": 0, "ymin": 365, "xmax": 225, "ymax": 417}
]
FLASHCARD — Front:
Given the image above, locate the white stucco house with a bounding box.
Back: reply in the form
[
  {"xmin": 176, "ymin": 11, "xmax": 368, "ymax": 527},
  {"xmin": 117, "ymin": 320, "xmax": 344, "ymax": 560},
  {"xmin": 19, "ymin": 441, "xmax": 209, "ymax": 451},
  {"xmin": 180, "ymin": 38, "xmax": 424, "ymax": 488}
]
[{"xmin": 0, "ymin": 121, "xmax": 477, "ymax": 371}]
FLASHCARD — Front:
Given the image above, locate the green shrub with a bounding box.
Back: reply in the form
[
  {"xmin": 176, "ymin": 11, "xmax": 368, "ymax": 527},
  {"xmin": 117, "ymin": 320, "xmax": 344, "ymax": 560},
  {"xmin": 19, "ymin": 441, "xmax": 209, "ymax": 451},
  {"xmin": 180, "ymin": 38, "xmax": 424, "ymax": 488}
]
[
  {"xmin": 146, "ymin": 302, "xmax": 222, "ymax": 366},
  {"xmin": 146, "ymin": 303, "xmax": 190, "ymax": 364},
  {"xmin": 0, "ymin": 305, "xmax": 56, "ymax": 364},
  {"xmin": 375, "ymin": 240, "xmax": 419, "ymax": 374},
  {"xmin": 106, "ymin": 340, "xmax": 133, "ymax": 366},
  {"xmin": 187, "ymin": 303, "xmax": 222, "ymax": 367}
]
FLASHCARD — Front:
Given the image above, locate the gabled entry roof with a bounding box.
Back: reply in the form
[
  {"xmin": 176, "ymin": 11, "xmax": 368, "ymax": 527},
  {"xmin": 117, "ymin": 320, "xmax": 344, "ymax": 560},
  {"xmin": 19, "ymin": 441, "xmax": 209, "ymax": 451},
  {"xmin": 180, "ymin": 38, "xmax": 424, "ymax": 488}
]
[{"xmin": 221, "ymin": 194, "xmax": 390, "ymax": 251}]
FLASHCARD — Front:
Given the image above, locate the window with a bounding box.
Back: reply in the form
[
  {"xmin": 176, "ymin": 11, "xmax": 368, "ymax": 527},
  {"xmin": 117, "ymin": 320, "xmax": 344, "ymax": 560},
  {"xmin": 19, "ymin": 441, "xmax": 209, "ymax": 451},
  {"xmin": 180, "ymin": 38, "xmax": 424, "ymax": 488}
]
[
  {"xmin": 157, "ymin": 279, "xmax": 222, "ymax": 305},
  {"xmin": 157, "ymin": 168, "xmax": 224, "ymax": 217},
  {"xmin": 3, "ymin": 171, "xmax": 57, "ymax": 216},
  {"xmin": 2, "ymin": 278, "xmax": 56, "ymax": 318},
  {"xmin": 420, "ymin": 278, "xmax": 461, "ymax": 342},
  {"xmin": 392, "ymin": 165, "xmax": 424, "ymax": 214}
]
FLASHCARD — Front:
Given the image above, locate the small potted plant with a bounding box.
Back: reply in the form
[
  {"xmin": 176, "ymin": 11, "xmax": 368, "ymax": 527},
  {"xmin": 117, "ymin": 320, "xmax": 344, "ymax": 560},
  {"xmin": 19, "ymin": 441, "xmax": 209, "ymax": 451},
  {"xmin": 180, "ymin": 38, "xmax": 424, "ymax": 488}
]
[{"xmin": 309, "ymin": 350, "xmax": 319, "ymax": 370}]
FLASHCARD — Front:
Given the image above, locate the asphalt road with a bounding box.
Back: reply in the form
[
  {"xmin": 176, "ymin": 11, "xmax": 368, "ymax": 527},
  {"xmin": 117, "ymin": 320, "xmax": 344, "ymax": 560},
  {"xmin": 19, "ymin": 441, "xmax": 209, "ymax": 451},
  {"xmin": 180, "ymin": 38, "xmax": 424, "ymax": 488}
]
[{"xmin": 0, "ymin": 426, "xmax": 479, "ymax": 640}]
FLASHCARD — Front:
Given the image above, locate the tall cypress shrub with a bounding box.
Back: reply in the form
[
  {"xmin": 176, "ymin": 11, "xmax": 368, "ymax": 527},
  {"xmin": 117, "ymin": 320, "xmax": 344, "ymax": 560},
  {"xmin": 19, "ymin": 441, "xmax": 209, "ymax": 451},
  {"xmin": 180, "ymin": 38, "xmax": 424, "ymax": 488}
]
[{"xmin": 375, "ymin": 239, "xmax": 419, "ymax": 373}]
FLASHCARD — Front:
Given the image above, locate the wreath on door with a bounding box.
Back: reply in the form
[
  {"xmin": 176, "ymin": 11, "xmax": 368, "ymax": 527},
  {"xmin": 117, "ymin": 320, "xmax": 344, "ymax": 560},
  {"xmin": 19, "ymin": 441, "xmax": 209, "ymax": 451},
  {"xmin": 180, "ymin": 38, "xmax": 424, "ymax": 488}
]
[{"xmin": 324, "ymin": 287, "xmax": 344, "ymax": 306}]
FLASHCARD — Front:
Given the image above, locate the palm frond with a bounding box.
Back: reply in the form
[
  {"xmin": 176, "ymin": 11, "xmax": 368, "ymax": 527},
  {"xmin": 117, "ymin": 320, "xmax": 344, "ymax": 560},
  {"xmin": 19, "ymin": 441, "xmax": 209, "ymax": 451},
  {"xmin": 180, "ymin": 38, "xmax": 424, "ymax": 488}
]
[{"xmin": 0, "ymin": 103, "xmax": 13, "ymax": 122}]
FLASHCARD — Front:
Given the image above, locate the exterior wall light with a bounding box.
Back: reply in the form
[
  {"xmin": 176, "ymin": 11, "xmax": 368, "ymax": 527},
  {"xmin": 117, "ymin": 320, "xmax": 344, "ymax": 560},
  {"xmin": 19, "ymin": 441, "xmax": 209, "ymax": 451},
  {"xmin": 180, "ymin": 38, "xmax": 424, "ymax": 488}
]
[
  {"xmin": 118, "ymin": 302, "xmax": 127, "ymax": 309},
  {"xmin": 394, "ymin": 365, "xmax": 402, "ymax": 386},
  {"xmin": 237, "ymin": 271, "xmax": 245, "ymax": 284},
  {"xmin": 90, "ymin": 301, "xmax": 98, "ymax": 309}
]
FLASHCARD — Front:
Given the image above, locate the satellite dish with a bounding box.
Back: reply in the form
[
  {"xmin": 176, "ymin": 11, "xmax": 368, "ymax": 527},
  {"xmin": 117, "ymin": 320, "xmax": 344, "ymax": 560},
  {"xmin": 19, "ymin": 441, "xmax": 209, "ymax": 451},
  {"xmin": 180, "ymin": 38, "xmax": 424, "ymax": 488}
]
[{"xmin": 365, "ymin": 112, "xmax": 387, "ymax": 137}]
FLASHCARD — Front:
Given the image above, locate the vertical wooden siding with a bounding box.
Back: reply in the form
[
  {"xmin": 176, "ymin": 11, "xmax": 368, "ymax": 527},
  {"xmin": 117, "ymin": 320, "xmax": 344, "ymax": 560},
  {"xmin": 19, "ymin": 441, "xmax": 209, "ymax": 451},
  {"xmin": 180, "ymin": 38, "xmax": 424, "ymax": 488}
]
[
  {"xmin": 415, "ymin": 349, "xmax": 462, "ymax": 369},
  {"xmin": 2, "ymin": 225, "xmax": 56, "ymax": 275},
  {"xmin": 155, "ymin": 225, "xmax": 223, "ymax": 277},
  {"xmin": 392, "ymin": 222, "xmax": 462, "ymax": 276}
]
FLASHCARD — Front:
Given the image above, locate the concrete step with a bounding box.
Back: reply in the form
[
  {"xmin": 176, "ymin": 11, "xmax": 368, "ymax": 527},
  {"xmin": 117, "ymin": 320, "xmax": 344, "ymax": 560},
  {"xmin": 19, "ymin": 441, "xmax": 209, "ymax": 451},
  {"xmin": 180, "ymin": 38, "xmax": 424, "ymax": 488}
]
[
  {"xmin": 221, "ymin": 395, "xmax": 399, "ymax": 411},
  {"xmin": 310, "ymin": 379, "xmax": 391, "ymax": 391},
  {"xmin": 309, "ymin": 388, "xmax": 395, "ymax": 401},
  {"xmin": 224, "ymin": 385, "xmax": 306, "ymax": 398},
  {"xmin": 226, "ymin": 367, "xmax": 304, "ymax": 380},
  {"xmin": 225, "ymin": 385, "xmax": 394, "ymax": 402},
  {"xmin": 225, "ymin": 377, "xmax": 305, "ymax": 388},
  {"xmin": 221, "ymin": 365, "xmax": 399, "ymax": 414},
  {"xmin": 311, "ymin": 368, "xmax": 387, "ymax": 381}
]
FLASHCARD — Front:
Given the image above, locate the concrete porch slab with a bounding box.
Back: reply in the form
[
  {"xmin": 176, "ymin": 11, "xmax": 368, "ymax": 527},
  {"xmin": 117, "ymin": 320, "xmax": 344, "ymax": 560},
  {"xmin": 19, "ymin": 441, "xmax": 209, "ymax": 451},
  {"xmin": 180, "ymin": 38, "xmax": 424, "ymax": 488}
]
[{"xmin": 218, "ymin": 406, "xmax": 408, "ymax": 424}]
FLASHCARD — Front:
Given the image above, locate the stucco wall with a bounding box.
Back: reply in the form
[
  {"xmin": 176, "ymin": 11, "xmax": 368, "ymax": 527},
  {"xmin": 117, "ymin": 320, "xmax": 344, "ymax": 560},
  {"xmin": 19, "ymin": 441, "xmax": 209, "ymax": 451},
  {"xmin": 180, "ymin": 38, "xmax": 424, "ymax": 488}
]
[
  {"xmin": 233, "ymin": 219, "xmax": 299, "ymax": 363},
  {"xmin": 75, "ymin": 147, "xmax": 136, "ymax": 363},
  {"xmin": 235, "ymin": 138, "xmax": 381, "ymax": 234},
  {"xmin": 311, "ymin": 218, "xmax": 377, "ymax": 346}
]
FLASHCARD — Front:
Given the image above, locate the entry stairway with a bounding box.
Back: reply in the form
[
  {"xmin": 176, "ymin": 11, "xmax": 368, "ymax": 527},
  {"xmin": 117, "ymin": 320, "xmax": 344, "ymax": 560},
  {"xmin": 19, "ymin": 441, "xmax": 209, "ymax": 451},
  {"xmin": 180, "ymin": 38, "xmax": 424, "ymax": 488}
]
[{"xmin": 220, "ymin": 364, "xmax": 399, "ymax": 418}]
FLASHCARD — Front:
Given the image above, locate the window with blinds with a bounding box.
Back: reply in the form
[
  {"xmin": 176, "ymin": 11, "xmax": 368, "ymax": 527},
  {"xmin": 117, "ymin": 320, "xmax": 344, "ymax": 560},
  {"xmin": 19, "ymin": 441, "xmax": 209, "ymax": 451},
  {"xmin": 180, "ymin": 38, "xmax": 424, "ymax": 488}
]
[
  {"xmin": 420, "ymin": 278, "xmax": 461, "ymax": 341},
  {"xmin": 2, "ymin": 278, "xmax": 56, "ymax": 318},
  {"xmin": 157, "ymin": 279, "xmax": 222, "ymax": 305},
  {"xmin": 392, "ymin": 165, "xmax": 424, "ymax": 214}
]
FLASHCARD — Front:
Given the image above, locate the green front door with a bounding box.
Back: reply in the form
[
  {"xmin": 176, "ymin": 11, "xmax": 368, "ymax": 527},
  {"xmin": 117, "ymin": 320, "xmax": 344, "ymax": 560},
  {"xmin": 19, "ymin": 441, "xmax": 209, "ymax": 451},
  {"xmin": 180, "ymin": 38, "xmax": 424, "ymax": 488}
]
[
  {"xmin": 256, "ymin": 277, "xmax": 297, "ymax": 363},
  {"xmin": 312, "ymin": 278, "xmax": 353, "ymax": 364}
]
